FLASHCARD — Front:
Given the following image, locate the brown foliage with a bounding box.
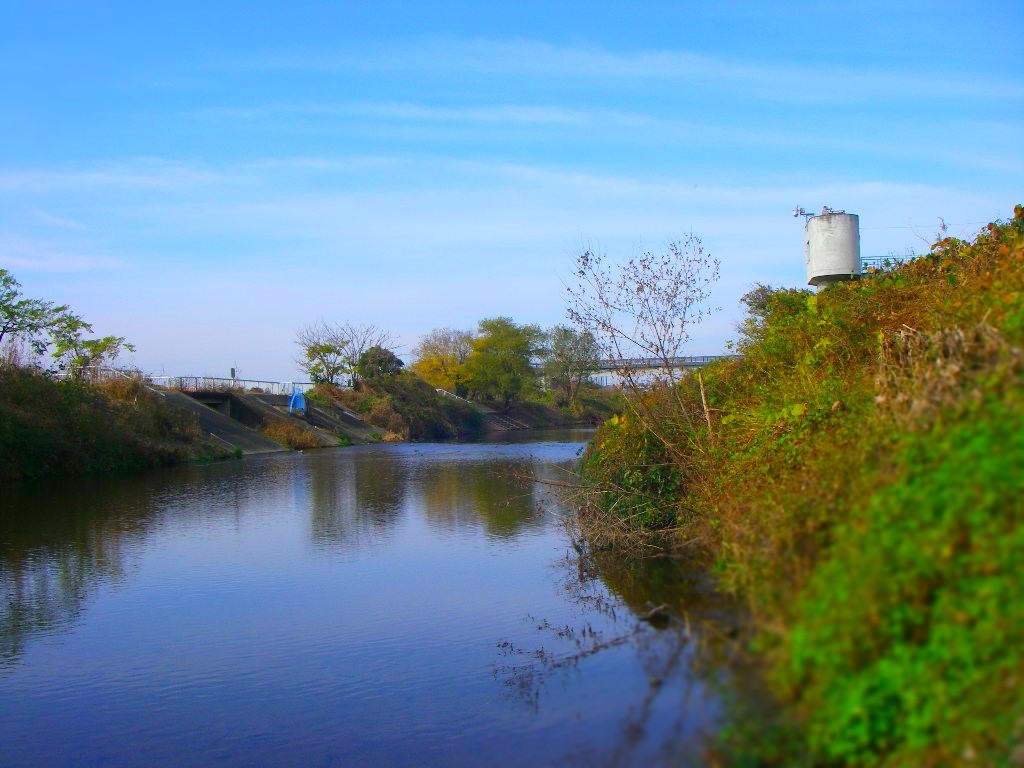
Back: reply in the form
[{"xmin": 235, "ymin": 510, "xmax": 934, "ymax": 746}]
[
  {"xmin": 876, "ymin": 323, "xmax": 1023, "ymax": 426},
  {"xmin": 261, "ymin": 419, "xmax": 321, "ymax": 450}
]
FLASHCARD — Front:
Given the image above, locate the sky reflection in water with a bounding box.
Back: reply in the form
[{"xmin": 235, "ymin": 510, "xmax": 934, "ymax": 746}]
[{"xmin": 0, "ymin": 434, "xmax": 730, "ymax": 767}]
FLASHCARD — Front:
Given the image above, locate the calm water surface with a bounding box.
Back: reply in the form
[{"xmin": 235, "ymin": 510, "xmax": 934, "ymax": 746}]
[{"xmin": 0, "ymin": 431, "xmax": 730, "ymax": 767}]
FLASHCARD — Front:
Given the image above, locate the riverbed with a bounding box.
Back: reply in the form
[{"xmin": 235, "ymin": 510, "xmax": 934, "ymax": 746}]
[{"xmin": 0, "ymin": 431, "xmax": 728, "ymax": 767}]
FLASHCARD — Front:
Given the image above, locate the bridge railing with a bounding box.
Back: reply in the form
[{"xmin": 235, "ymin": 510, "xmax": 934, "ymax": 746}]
[
  {"xmin": 149, "ymin": 376, "xmax": 316, "ymax": 396},
  {"xmin": 436, "ymin": 388, "xmax": 472, "ymax": 404},
  {"xmin": 51, "ymin": 365, "xmax": 138, "ymax": 383},
  {"xmin": 50, "ymin": 365, "xmax": 173, "ymax": 398},
  {"xmin": 594, "ymin": 355, "xmax": 741, "ymax": 371},
  {"xmin": 52, "ymin": 367, "xmax": 328, "ymax": 396}
]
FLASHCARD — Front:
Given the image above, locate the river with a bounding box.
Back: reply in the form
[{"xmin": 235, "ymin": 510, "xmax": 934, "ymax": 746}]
[{"xmin": 0, "ymin": 431, "xmax": 734, "ymax": 767}]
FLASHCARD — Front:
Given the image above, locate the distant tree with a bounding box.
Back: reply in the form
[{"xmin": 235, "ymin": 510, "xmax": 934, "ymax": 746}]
[
  {"xmin": 296, "ymin": 322, "xmax": 347, "ymax": 384},
  {"xmin": 296, "ymin": 321, "xmax": 395, "ymax": 385},
  {"xmin": 50, "ymin": 312, "xmax": 134, "ymax": 373},
  {"xmin": 0, "ymin": 269, "xmax": 72, "ymax": 355},
  {"xmin": 356, "ymin": 346, "xmax": 404, "ymax": 381},
  {"xmin": 464, "ymin": 317, "xmax": 545, "ymax": 410},
  {"xmin": 543, "ymin": 325, "xmax": 599, "ymax": 410},
  {"xmin": 410, "ymin": 328, "xmax": 474, "ymax": 395},
  {"xmin": 0, "ymin": 269, "xmax": 132, "ymax": 372}
]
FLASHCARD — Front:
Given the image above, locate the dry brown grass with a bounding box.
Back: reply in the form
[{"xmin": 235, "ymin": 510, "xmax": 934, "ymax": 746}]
[
  {"xmin": 261, "ymin": 419, "xmax": 321, "ymax": 450},
  {"xmin": 876, "ymin": 322, "xmax": 1023, "ymax": 426}
]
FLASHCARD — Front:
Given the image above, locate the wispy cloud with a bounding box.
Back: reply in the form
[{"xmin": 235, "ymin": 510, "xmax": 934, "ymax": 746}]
[
  {"xmin": 218, "ymin": 38, "xmax": 1024, "ymax": 104},
  {"xmin": 194, "ymin": 101, "xmax": 656, "ymax": 129},
  {"xmin": 0, "ymin": 160, "xmax": 228, "ymax": 193},
  {"xmin": 0, "ymin": 237, "xmax": 124, "ymax": 273},
  {"xmin": 185, "ymin": 101, "xmax": 1023, "ymax": 177},
  {"xmin": 29, "ymin": 208, "xmax": 89, "ymax": 231}
]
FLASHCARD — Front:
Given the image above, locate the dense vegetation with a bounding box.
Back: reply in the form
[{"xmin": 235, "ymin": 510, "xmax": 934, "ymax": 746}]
[
  {"xmin": 411, "ymin": 319, "xmax": 600, "ymax": 412},
  {"xmin": 295, "ymin": 314, "xmax": 611, "ymax": 429},
  {"xmin": 0, "ymin": 368, "xmax": 227, "ymax": 482},
  {"xmin": 581, "ymin": 206, "xmax": 1024, "ymax": 765}
]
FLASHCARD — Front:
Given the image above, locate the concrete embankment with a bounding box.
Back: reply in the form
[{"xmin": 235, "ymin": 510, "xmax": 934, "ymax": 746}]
[
  {"xmin": 238, "ymin": 393, "xmax": 380, "ymax": 445},
  {"xmin": 160, "ymin": 390, "xmax": 379, "ymax": 454},
  {"xmin": 160, "ymin": 391, "xmax": 287, "ymax": 454}
]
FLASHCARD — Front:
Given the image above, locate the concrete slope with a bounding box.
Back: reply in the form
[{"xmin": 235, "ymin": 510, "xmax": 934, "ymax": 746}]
[
  {"xmin": 247, "ymin": 393, "xmax": 379, "ymax": 445},
  {"xmin": 435, "ymin": 389, "xmax": 529, "ymax": 432},
  {"xmin": 233, "ymin": 394, "xmax": 342, "ymax": 447},
  {"xmin": 161, "ymin": 391, "xmax": 288, "ymax": 454},
  {"xmin": 305, "ymin": 401, "xmax": 379, "ymax": 443}
]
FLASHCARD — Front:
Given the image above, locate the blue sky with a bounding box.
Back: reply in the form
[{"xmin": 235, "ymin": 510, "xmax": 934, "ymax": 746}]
[{"xmin": 3, "ymin": 1, "xmax": 1022, "ymax": 379}]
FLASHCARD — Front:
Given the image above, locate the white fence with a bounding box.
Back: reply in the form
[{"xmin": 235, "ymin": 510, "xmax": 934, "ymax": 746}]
[
  {"xmin": 53, "ymin": 367, "xmax": 317, "ymax": 396},
  {"xmin": 148, "ymin": 376, "xmax": 316, "ymax": 396}
]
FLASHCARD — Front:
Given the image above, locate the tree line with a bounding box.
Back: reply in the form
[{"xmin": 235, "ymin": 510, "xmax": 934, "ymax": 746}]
[{"xmin": 295, "ymin": 317, "xmax": 600, "ymax": 411}]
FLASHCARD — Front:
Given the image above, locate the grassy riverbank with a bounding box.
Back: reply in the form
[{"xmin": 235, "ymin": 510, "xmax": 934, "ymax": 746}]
[
  {"xmin": 580, "ymin": 206, "xmax": 1024, "ymax": 765},
  {"xmin": 311, "ymin": 373, "xmax": 485, "ymax": 441},
  {"xmin": 312, "ymin": 375, "xmax": 618, "ymax": 440},
  {"xmin": 0, "ymin": 368, "xmax": 229, "ymax": 482},
  {"xmin": 513, "ymin": 384, "xmax": 624, "ymax": 428}
]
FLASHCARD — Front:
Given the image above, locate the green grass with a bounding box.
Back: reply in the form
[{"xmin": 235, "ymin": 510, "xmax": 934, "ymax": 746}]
[
  {"xmin": 314, "ymin": 372, "xmax": 485, "ymax": 441},
  {"xmin": 0, "ymin": 368, "xmax": 228, "ymax": 481}
]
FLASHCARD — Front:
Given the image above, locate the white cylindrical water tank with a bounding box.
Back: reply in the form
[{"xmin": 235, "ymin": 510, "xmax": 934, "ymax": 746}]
[{"xmin": 805, "ymin": 212, "xmax": 860, "ymax": 287}]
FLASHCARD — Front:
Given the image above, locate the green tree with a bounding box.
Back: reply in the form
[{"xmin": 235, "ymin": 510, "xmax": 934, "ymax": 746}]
[
  {"xmin": 544, "ymin": 325, "xmax": 599, "ymax": 410},
  {"xmin": 465, "ymin": 317, "xmax": 545, "ymax": 410},
  {"xmin": 356, "ymin": 346, "xmax": 404, "ymax": 381},
  {"xmin": 50, "ymin": 312, "xmax": 134, "ymax": 372},
  {"xmin": 0, "ymin": 269, "xmax": 130, "ymax": 371},
  {"xmin": 0, "ymin": 269, "xmax": 71, "ymax": 354}
]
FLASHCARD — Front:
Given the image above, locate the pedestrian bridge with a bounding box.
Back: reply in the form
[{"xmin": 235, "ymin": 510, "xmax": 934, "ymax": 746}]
[{"xmin": 594, "ymin": 355, "xmax": 740, "ymax": 371}]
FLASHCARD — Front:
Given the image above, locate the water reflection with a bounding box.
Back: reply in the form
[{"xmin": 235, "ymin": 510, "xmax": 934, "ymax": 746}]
[
  {"xmin": 306, "ymin": 451, "xmax": 407, "ymax": 548},
  {"xmin": 495, "ymin": 543, "xmax": 747, "ymax": 767},
  {"xmin": 0, "ymin": 475, "xmax": 154, "ymax": 669},
  {"xmin": 0, "ymin": 436, "xmax": 746, "ymax": 768},
  {"xmin": 0, "ymin": 444, "xmax": 577, "ymax": 670},
  {"xmin": 420, "ymin": 459, "xmax": 544, "ymax": 538}
]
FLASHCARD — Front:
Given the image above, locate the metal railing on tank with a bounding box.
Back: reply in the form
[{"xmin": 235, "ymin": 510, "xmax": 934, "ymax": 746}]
[{"xmin": 861, "ymin": 255, "xmax": 922, "ymax": 274}]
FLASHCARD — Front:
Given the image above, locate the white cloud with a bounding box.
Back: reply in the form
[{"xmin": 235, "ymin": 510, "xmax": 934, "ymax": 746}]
[
  {"xmin": 0, "ymin": 237, "xmax": 124, "ymax": 273},
  {"xmin": 194, "ymin": 101, "xmax": 657, "ymax": 129},
  {"xmin": 220, "ymin": 38, "xmax": 1024, "ymax": 104},
  {"xmin": 3, "ymin": 154, "xmax": 1012, "ymax": 375},
  {"xmin": 29, "ymin": 208, "xmax": 89, "ymax": 231},
  {"xmin": 0, "ymin": 160, "xmax": 228, "ymax": 192}
]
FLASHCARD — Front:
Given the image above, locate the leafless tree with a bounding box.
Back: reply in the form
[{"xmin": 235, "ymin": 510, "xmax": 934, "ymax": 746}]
[
  {"xmin": 566, "ymin": 235, "xmax": 720, "ymax": 454},
  {"xmin": 296, "ymin": 320, "xmax": 395, "ymax": 386}
]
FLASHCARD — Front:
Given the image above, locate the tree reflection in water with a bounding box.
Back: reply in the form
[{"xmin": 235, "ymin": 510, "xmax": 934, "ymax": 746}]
[
  {"xmin": 306, "ymin": 450, "xmax": 407, "ymax": 549},
  {"xmin": 420, "ymin": 458, "xmax": 547, "ymax": 538},
  {"xmin": 0, "ymin": 459, "xmax": 297, "ymax": 670},
  {"xmin": 494, "ymin": 533, "xmax": 750, "ymax": 767}
]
